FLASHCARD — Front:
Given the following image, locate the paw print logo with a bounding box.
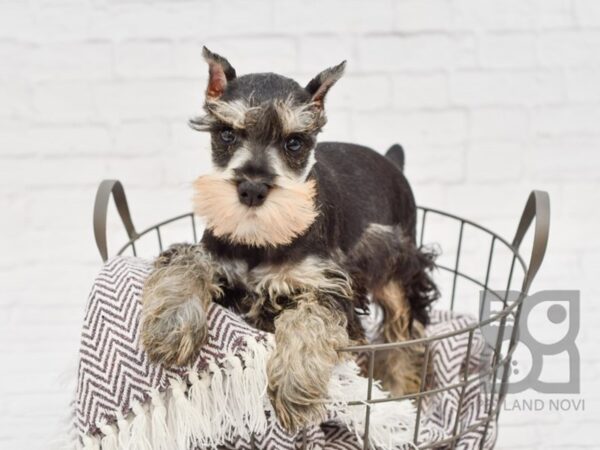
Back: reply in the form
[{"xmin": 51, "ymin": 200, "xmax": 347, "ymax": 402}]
[{"xmin": 480, "ymin": 290, "xmax": 580, "ymax": 394}]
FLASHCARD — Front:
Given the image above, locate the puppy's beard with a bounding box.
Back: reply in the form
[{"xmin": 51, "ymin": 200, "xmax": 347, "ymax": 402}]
[{"xmin": 193, "ymin": 174, "xmax": 318, "ymax": 247}]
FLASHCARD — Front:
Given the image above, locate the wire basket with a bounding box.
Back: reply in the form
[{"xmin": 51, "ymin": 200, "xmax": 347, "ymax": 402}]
[{"xmin": 93, "ymin": 179, "xmax": 550, "ymax": 450}]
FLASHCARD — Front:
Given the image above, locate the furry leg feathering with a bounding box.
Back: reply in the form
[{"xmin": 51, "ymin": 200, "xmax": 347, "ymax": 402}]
[
  {"xmin": 267, "ymin": 297, "xmax": 351, "ymax": 432},
  {"xmin": 141, "ymin": 244, "xmax": 223, "ymax": 366}
]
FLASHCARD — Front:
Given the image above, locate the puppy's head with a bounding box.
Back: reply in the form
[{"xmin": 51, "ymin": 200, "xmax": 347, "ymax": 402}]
[{"xmin": 191, "ymin": 47, "xmax": 345, "ymax": 248}]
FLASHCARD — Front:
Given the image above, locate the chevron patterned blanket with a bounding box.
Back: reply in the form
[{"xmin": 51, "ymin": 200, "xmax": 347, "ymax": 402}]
[{"xmin": 71, "ymin": 256, "xmax": 496, "ymax": 449}]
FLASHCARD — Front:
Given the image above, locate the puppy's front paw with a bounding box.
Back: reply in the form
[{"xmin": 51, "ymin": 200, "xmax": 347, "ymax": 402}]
[
  {"xmin": 267, "ymin": 351, "xmax": 328, "ymax": 433},
  {"xmin": 266, "ymin": 301, "xmax": 350, "ymax": 433},
  {"xmin": 141, "ymin": 296, "xmax": 208, "ymax": 366},
  {"xmin": 141, "ymin": 244, "xmax": 221, "ymax": 367}
]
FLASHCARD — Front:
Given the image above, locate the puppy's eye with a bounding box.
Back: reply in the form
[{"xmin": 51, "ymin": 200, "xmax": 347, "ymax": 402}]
[
  {"xmin": 219, "ymin": 128, "xmax": 236, "ymax": 144},
  {"xmin": 284, "ymin": 137, "xmax": 302, "ymax": 153}
]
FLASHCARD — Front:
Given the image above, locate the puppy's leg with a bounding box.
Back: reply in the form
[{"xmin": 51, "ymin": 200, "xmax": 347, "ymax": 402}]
[
  {"xmin": 267, "ymin": 297, "xmax": 350, "ymax": 432},
  {"xmin": 373, "ymin": 239, "xmax": 438, "ymax": 396},
  {"xmin": 141, "ymin": 244, "xmax": 222, "ymax": 366},
  {"xmin": 373, "ymin": 280, "xmax": 427, "ymax": 396},
  {"xmin": 343, "ymin": 224, "xmax": 437, "ymax": 395}
]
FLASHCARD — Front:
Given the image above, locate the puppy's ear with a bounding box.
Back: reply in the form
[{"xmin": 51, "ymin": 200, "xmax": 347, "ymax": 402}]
[
  {"xmin": 202, "ymin": 46, "xmax": 236, "ymax": 99},
  {"xmin": 305, "ymin": 61, "xmax": 346, "ymax": 108}
]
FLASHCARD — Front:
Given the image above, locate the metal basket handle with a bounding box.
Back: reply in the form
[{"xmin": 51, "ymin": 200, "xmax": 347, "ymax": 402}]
[
  {"xmin": 511, "ymin": 190, "xmax": 550, "ymax": 293},
  {"xmin": 93, "ymin": 179, "xmax": 138, "ymax": 262}
]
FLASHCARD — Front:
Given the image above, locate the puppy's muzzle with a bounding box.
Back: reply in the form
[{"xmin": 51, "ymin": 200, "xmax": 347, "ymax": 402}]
[{"xmin": 237, "ymin": 180, "xmax": 271, "ymax": 207}]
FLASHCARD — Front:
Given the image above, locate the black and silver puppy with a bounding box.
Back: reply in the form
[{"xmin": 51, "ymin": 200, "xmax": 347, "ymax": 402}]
[{"xmin": 141, "ymin": 47, "xmax": 438, "ymax": 432}]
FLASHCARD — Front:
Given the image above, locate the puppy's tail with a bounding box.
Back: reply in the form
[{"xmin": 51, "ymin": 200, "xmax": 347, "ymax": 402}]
[{"xmin": 385, "ymin": 143, "xmax": 405, "ymax": 171}]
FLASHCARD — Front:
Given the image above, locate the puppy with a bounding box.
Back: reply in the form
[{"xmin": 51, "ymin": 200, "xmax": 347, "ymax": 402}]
[{"xmin": 141, "ymin": 47, "xmax": 438, "ymax": 432}]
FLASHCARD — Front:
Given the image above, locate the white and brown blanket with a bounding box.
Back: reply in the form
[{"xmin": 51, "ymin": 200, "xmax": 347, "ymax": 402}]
[{"xmin": 70, "ymin": 256, "xmax": 496, "ymax": 449}]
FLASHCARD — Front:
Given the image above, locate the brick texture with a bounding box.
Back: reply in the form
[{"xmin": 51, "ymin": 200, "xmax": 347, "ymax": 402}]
[{"xmin": 0, "ymin": 0, "xmax": 598, "ymax": 448}]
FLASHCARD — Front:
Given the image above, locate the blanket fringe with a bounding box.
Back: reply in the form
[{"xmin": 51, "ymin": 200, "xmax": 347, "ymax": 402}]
[
  {"xmin": 168, "ymin": 376, "xmax": 199, "ymax": 449},
  {"xmin": 129, "ymin": 402, "xmax": 152, "ymax": 450},
  {"xmin": 98, "ymin": 421, "xmax": 118, "ymax": 450},
  {"xmin": 81, "ymin": 434, "xmax": 100, "ymax": 450},
  {"xmin": 187, "ymin": 371, "xmax": 213, "ymax": 445},
  {"xmin": 116, "ymin": 411, "xmax": 131, "ymax": 449},
  {"xmin": 78, "ymin": 336, "xmax": 274, "ymax": 449},
  {"xmin": 149, "ymin": 389, "xmax": 172, "ymax": 450}
]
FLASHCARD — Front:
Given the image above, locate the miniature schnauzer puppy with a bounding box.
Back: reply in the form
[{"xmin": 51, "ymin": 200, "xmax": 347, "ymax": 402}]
[{"xmin": 141, "ymin": 47, "xmax": 438, "ymax": 432}]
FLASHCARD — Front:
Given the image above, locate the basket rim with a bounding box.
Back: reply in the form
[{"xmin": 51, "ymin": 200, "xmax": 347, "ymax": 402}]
[{"xmin": 117, "ymin": 206, "xmax": 528, "ymax": 272}]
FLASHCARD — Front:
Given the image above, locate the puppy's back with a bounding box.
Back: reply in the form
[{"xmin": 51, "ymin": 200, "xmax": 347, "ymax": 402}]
[{"xmin": 313, "ymin": 142, "xmax": 418, "ymax": 251}]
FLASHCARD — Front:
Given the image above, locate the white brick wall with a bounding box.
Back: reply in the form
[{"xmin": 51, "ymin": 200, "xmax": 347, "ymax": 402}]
[{"xmin": 0, "ymin": 0, "xmax": 598, "ymax": 448}]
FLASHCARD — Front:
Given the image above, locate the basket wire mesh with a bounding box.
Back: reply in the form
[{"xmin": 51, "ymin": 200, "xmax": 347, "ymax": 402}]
[{"xmin": 93, "ymin": 179, "xmax": 550, "ymax": 450}]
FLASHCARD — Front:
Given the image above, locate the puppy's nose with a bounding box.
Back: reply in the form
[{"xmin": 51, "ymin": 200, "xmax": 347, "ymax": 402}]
[{"xmin": 237, "ymin": 180, "xmax": 270, "ymax": 207}]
